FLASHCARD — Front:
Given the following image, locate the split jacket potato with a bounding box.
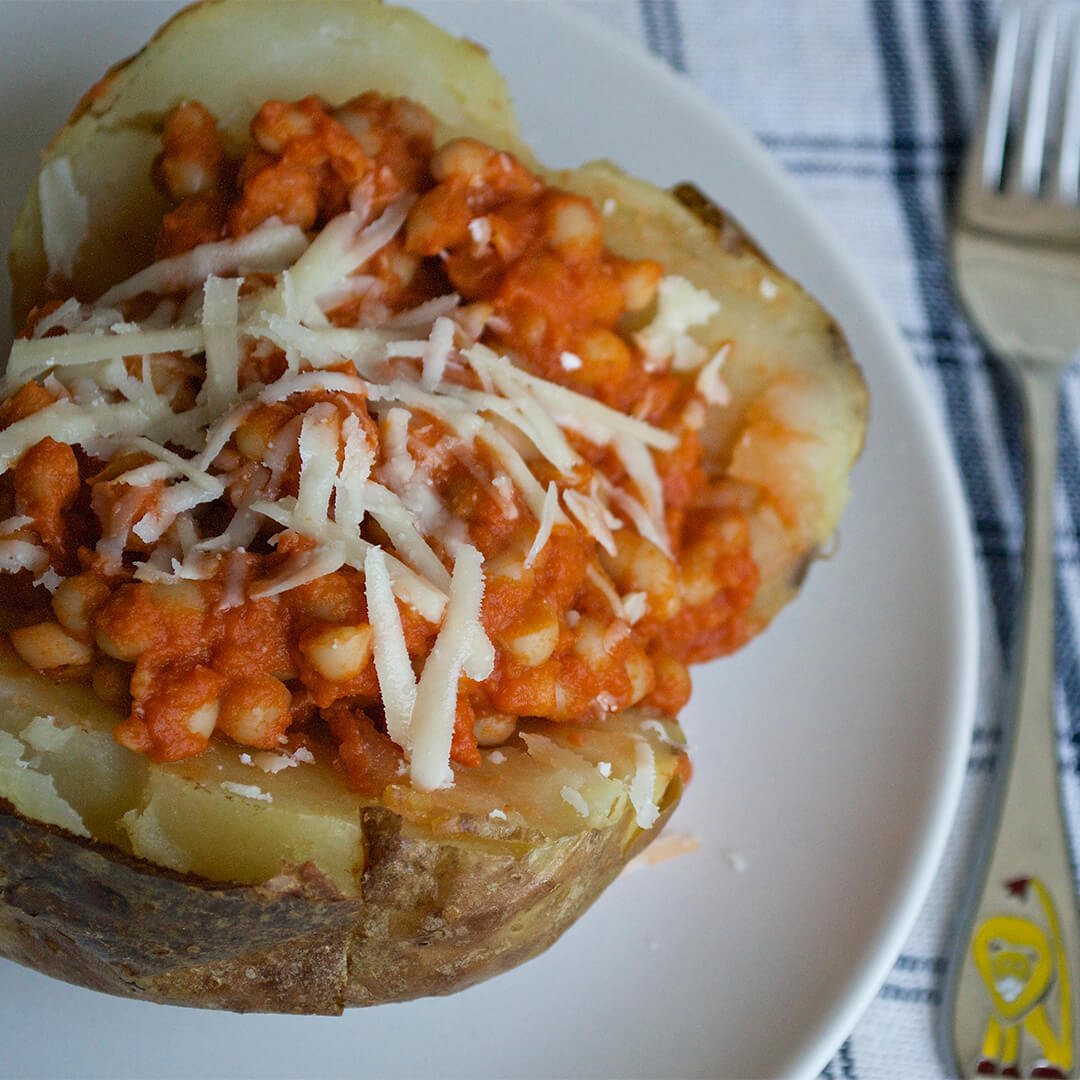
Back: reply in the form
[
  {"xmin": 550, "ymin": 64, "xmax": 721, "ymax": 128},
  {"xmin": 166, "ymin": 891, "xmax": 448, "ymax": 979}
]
[{"xmin": 0, "ymin": 0, "xmax": 868, "ymax": 1012}]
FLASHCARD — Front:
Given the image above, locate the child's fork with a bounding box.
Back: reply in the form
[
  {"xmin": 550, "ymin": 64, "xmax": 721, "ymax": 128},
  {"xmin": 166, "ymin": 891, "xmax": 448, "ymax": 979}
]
[{"xmin": 946, "ymin": 3, "xmax": 1080, "ymax": 1078}]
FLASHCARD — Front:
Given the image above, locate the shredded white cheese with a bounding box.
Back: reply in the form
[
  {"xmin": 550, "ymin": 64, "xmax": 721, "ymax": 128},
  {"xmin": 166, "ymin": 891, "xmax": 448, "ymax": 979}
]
[
  {"xmin": 524, "ymin": 481, "xmax": 560, "ymax": 569},
  {"xmin": 409, "ymin": 544, "xmax": 486, "ymax": 791},
  {"xmin": 38, "ymin": 157, "xmax": 88, "ymax": 280},
  {"xmin": 560, "ymin": 785, "xmax": 590, "ymax": 817},
  {"xmin": 220, "ymin": 781, "xmax": 273, "ymax": 802},
  {"xmin": 628, "ymin": 738, "xmax": 660, "ymax": 829},
  {"xmin": 365, "ymin": 546, "xmax": 417, "ymax": 752},
  {"xmin": 635, "ymin": 275, "xmax": 720, "ymax": 372}
]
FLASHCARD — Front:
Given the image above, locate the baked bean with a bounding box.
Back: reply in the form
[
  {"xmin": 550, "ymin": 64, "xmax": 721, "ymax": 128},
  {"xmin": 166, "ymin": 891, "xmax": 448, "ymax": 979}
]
[
  {"xmin": 129, "ymin": 657, "xmax": 156, "ymax": 702},
  {"xmin": 52, "ymin": 574, "xmax": 111, "ymax": 639},
  {"xmin": 473, "ymin": 712, "xmax": 517, "ymax": 747},
  {"xmin": 251, "ymin": 100, "xmax": 316, "ymax": 155},
  {"xmin": 543, "ymin": 195, "xmax": 603, "ymax": 261},
  {"xmin": 600, "ymin": 532, "xmax": 681, "ymax": 621},
  {"xmin": 680, "ymin": 543, "xmax": 722, "ymax": 606},
  {"xmin": 218, "ymin": 676, "xmax": 292, "ymax": 748},
  {"xmin": 624, "ymin": 645, "xmax": 655, "ymax": 705},
  {"xmin": 183, "ymin": 699, "xmax": 219, "ymax": 740},
  {"xmin": 94, "ymin": 580, "xmax": 205, "ymax": 662},
  {"xmin": 571, "ymin": 616, "xmax": 609, "ymax": 667},
  {"xmin": 500, "ymin": 605, "xmax": 560, "ymax": 668},
  {"xmin": 0, "ymin": 382, "xmax": 56, "ymax": 430},
  {"xmin": 645, "ymin": 653, "xmax": 693, "ymax": 715},
  {"xmin": 155, "ymin": 101, "xmax": 226, "ymax": 200},
  {"xmin": 93, "ymin": 617, "xmax": 156, "ymax": 665},
  {"xmin": 10, "ymin": 621, "xmax": 93, "ymax": 671},
  {"xmin": 574, "ymin": 327, "xmax": 632, "ymax": 387},
  {"xmin": 299, "ymin": 622, "xmax": 374, "ymax": 682},
  {"xmin": 387, "ymin": 96, "xmax": 434, "ymax": 142},
  {"xmin": 430, "ymin": 137, "xmax": 494, "ymax": 183},
  {"xmin": 13, "ymin": 437, "xmax": 79, "ymax": 550},
  {"xmin": 618, "ymin": 259, "xmax": 663, "ymax": 312}
]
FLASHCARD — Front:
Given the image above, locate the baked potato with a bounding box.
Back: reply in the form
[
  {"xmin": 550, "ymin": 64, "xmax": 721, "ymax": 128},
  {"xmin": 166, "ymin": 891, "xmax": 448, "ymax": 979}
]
[{"xmin": 0, "ymin": 0, "xmax": 867, "ymax": 1013}]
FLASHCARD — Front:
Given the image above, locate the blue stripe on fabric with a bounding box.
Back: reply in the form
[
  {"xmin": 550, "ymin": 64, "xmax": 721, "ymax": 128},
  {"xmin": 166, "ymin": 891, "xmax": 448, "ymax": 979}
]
[
  {"xmin": 870, "ymin": 0, "xmax": 1019, "ymax": 663},
  {"xmin": 1055, "ymin": 401, "xmax": 1080, "ymax": 771},
  {"xmin": 894, "ymin": 953, "xmax": 949, "ymax": 975},
  {"xmin": 757, "ymin": 133, "xmax": 966, "ymax": 153},
  {"xmin": 639, "ymin": 0, "xmax": 687, "ymax": 72},
  {"xmin": 880, "ymin": 984, "xmax": 943, "ymax": 1005},
  {"xmin": 839, "ymin": 1038, "xmax": 857, "ymax": 1079},
  {"xmin": 967, "ymin": 0, "xmax": 994, "ymax": 71},
  {"xmin": 921, "ymin": 0, "xmax": 966, "ymax": 199}
]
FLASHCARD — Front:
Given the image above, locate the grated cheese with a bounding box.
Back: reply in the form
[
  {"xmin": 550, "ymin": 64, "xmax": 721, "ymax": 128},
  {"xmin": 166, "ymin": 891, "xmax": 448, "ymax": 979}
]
[
  {"xmin": 0, "ymin": 540, "xmax": 49, "ymax": 574},
  {"xmin": 420, "ymin": 316, "xmax": 456, "ymax": 390},
  {"xmin": 387, "ymin": 292, "xmax": 460, "ymax": 329},
  {"xmin": 696, "ymin": 343, "xmax": 732, "ymax": 407},
  {"xmin": 38, "ymin": 157, "xmax": 88, "ymax": 280},
  {"xmin": 614, "ymin": 434, "xmax": 668, "ymax": 550},
  {"xmin": 0, "ymin": 398, "xmax": 172, "ymax": 472},
  {"xmin": 621, "ymin": 591, "xmax": 649, "ymax": 625},
  {"xmin": 628, "ymin": 738, "xmax": 660, "ymax": 829},
  {"xmin": 409, "ymin": 544, "xmax": 487, "ymax": 791},
  {"xmin": 635, "ymin": 274, "xmax": 720, "ymax": 372},
  {"xmin": 560, "ymin": 785, "xmax": 590, "ymax": 817},
  {"xmin": 98, "ymin": 220, "xmax": 307, "ymax": 307},
  {"xmin": 365, "ymin": 546, "xmax": 418, "ymax": 751},
  {"xmin": 32, "ymin": 298, "xmax": 83, "ymax": 339},
  {"xmin": 200, "ymin": 276, "xmax": 241, "ymax": 414},
  {"xmin": 334, "ymin": 413, "xmax": 373, "ymax": 533},
  {"xmin": 524, "ymin": 481, "xmax": 559, "ymax": 569},
  {"xmin": 220, "ymin": 781, "xmax": 273, "ymax": 803},
  {"xmin": 248, "ymin": 541, "xmax": 346, "ymax": 599},
  {"xmin": 295, "ymin": 404, "xmax": 341, "ymax": 528},
  {"xmin": 6, "ymin": 326, "xmax": 204, "ymax": 389},
  {"xmin": 267, "ymin": 198, "xmax": 409, "ymax": 323},
  {"xmin": 564, "ymin": 489, "xmax": 618, "ymax": 557}
]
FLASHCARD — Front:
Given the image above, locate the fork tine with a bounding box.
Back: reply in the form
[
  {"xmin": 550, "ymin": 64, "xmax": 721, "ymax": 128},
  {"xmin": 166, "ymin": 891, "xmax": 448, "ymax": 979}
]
[
  {"xmin": 1017, "ymin": 4, "xmax": 1059, "ymax": 194},
  {"xmin": 982, "ymin": 4, "xmax": 1023, "ymax": 189},
  {"xmin": 1057, "ymin": 6, "xmax": 1080, "ymax": 201}
]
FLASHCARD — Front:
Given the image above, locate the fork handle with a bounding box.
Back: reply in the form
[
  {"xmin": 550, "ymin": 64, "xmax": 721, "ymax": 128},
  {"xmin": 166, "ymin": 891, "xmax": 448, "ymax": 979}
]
[{"xmin": 949, "ymin": 367, "xmax": 1080, "ymax": 1079}]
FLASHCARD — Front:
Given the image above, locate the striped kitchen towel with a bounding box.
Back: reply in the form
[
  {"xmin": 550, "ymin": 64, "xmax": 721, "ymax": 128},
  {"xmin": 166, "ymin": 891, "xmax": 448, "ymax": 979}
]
[{"xmin": 603, "ymin": 0, "xmax": 1078, "ymax": 1077}]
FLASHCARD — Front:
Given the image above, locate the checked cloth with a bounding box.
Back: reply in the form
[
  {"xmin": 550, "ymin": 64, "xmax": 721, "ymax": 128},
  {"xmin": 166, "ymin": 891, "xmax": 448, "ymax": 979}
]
[{"xmin": 588, "ymin": 0, "xmax": 1080, "ymax": 1077}]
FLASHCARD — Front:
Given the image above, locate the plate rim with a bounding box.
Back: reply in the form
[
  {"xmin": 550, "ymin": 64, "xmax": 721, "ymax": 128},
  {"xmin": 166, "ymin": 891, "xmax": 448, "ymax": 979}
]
[
  {"xmin": 525, "ymin": 3, "xmax": 980, "ymax": 1076},
  {"xmin": 0, "ymin": 2, "xmax": 981, "ymax": 1076}
]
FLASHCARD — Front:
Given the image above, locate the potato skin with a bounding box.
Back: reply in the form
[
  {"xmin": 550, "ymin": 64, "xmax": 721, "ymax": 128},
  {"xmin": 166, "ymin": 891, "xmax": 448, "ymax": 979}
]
[{"xmin": 0, "ymin": 781, "xmax": 680, "ymax": 1012}]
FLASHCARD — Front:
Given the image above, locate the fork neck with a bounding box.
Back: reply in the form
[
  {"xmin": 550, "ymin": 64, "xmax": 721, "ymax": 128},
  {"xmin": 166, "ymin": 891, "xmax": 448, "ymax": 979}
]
[{"xmin": 1014, "ymin": 365, "xmax": 1059, "ymax": 730}]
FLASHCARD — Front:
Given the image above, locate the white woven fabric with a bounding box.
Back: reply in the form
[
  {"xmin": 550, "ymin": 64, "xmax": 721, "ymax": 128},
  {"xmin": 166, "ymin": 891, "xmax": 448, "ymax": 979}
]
[{"xmin": 578, "ymin": 1, "xmax": 1076, "ymax": 1077}]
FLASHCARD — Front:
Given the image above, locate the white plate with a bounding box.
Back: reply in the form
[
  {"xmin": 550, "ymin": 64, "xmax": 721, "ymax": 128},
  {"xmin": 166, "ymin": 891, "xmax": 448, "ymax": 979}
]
[{"xmin": 0, "ymin": 2, "xmax": 977, "ymax": 1077}]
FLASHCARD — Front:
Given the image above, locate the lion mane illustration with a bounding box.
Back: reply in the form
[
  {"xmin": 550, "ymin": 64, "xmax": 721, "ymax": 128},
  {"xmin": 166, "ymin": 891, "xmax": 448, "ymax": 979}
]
[{"xmin": 973, "ymin": 877, "xmax": 1073, "ymax": 1078}]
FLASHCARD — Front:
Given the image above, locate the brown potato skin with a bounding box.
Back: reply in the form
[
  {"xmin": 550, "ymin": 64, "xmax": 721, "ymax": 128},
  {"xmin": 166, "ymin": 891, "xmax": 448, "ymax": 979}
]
[{"xmin": 0, "ymin": 781, "xmax": 680, "ymax": 1012}]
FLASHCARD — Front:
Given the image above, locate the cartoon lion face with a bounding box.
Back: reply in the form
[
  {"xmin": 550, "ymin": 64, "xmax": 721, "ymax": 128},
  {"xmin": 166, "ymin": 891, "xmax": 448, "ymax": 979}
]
[{"xmin": 974, "ymin": 916, "xmax": 1054, "ymax": 1020}]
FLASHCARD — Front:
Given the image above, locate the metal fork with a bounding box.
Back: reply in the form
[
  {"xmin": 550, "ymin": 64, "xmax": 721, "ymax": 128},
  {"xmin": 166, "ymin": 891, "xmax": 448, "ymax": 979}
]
[{"xmin": 947, "ymin": 3, "xmax": 1080, "ymax": 1078}]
